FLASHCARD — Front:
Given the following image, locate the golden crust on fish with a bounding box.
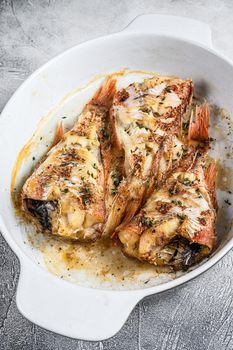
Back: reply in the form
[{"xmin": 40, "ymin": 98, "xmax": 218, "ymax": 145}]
[
  {"xmin": 117, "ymin": 102, "xmax": 217, "ymax": 270},
  {"xmin": 21, "ymin": 77, "xmax": 116, "ymax": 242},
  {"xmin": 104, "ymin": 76, "xmax": 193, "ymax": 235},
  {"xmin": 118, "ymin": 156, "xmax": 217, "ymax": 270}
]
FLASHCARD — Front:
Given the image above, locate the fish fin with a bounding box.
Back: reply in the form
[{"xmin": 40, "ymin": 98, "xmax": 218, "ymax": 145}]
[
  {"xmin": 144, "ymin": 142, "xmax": 165, "ymax": 201},
  {"xmin": 113, "ymin": 183, "xmax": 146, "ymax": 237},
  {"xmin": 204, "ymin": 162, "xmax": 218, "ymax": 209},
  {"xmin": 188, "ymin": 103, "xmax": 210, "ymax": 141},
  {"xmin": 104, "ymin": 183, "xmax": 129, "ymax": 237},
  {"xmin": 119, "ymin": 198, "xmax": 142, "ymax": 229},
  {"xmin": 105, "ymin": 177, "xmax": 144, "ymax": 237},
  {"xmin": 193, "ymin": 227, "xmax": 216, "ymax": 251},
  {"xmin": 52, "ymin": 122, "xmax": 64, "ymax": 147},
  {"xmin": 91, "ymin": 76, "xmax": 117, "ymax": 107}
]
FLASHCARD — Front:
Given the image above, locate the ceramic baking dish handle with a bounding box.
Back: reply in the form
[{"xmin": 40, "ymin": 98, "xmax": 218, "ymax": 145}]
[
  {"xmin": 124, "ymin": 14, "xmax": 212, "ymax": 48},
  {"xmin": 16, "ymin": 260, "xmax": 141, "ymax": 341}
]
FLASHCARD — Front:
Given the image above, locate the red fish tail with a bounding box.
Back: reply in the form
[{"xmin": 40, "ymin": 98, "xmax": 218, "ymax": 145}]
[{"xmin": 188, "ymin": 103, "xmax": 210, "ymax": 141}]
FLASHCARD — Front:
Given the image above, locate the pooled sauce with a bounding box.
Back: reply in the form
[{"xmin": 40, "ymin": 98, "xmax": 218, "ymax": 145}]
[
  {"xmin": 217, "ymin": 165, "xmax": 233, "ymax": 191},
  {"xmin": 28, "ymin": 232, "xmax": 173, "ymax": 289},
  {"xmin": 11, "ymin": 70, "xmax": 233, "ymax": 289}
]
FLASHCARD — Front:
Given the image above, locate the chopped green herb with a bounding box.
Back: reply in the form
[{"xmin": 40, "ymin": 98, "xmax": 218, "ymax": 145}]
[
  {"xmin": 111, "ymin": 172, "xmax": 122, "ymax": 187},
  {"xmin": 102, "ymin": 129, "xmax": 109, "ymax": 140},
  {"xmin": 224, "ymin": 199, "xmax": 231, "ymax": 205},
  {"xmin": 182, "ymin": 146, "xmax": 188, "ymax": 154},
  {"xmin": 195, "ymin": 188, "xmax": 202, "ymax": 198},
  {"xmin": 136, "ymin": 122, "xmax": 149, "ymax": 131},
  {"xmin": 111, "ymin": 188, "xmax": 118, "ymax": 195},
  {"xmin": 93, "ymin": 163, "xmax": 98, "ymax": 170},
  {"xmin": 134, "ymin": 93, "xmax": 148, "ymax": 100},
  {"xmin": 182, "ymin": 121, "xmax": 190, "ymax": 132},
  {"xmin": 83, "ymin": 197, "xmax": 90, "ymax": 205},
  {"xmin": 183, "ymin": 178, "xmax": 191, "ymax": 186},
  {"xmin": 177, "ymin": 214, "xmax": 186, "ymax": 221},
  {"xmin": 136, "ymin": 122, "xmax": 143, "ymax": 129},
  {"xmin": 165, "ymin": 87, "xmax": 171, "ymax": 93},
  {"xmin": 63, "ymin": 188, "xmax": 69, "ymax": 193},
  {"xmin": 171, "ymin": 199, "xmax": 182, "ymax": 206},
  {"xmin": 87, "ymin": 170, "xmax": 94, "ymax": 178},
  {"xmin": 139, "ymin": 105, "xmax": 151, "ymax": 113},
  {"xmin": 141, "ymin": 217, "xmax": 153, "ymax": 227},
  {"xmin": 84, "ymin": 187, "xmax": 90, "ymax": 194},
  {"xmin": 169, "ymin": 187, "xmax": 178, "ymax": 195}
]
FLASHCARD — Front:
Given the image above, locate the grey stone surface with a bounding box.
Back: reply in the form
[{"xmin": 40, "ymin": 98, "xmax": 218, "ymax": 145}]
[{"xmin": 1, "ymin": 0, "xmax": 233, "ymax": 349}]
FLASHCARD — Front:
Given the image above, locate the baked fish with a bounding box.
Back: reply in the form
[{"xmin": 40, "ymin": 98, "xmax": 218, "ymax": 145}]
[
  {"xmin": 19, "ymin": 73, "xmax": 217, "ymax": 271},
  {"xmin": 21, "ymin": 77, "xmax": 116, "ymax": 242},
  {"xmin": 104, "ymin": 76, "xmax": 193, "ymax": 235},
  {"xmin": 117, "ymin": 104, "xmax": 217, "ymax": 270}
]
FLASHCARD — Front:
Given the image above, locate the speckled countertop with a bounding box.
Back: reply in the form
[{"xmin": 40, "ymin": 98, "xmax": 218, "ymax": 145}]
[{"xmin": 1, "ymin": 1, "xmax": 233, "ymax": 349}]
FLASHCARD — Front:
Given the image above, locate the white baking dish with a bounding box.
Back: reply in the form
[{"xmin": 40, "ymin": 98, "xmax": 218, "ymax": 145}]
[{"xmin": 0, "ymin": 14, "xmax": 233, "ymax": 341}]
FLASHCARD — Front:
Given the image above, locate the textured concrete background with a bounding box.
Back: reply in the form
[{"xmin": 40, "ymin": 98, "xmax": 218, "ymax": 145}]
[{"xmin": 1, "ymin": 0, "xmax": 233, "ymax": 349}]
